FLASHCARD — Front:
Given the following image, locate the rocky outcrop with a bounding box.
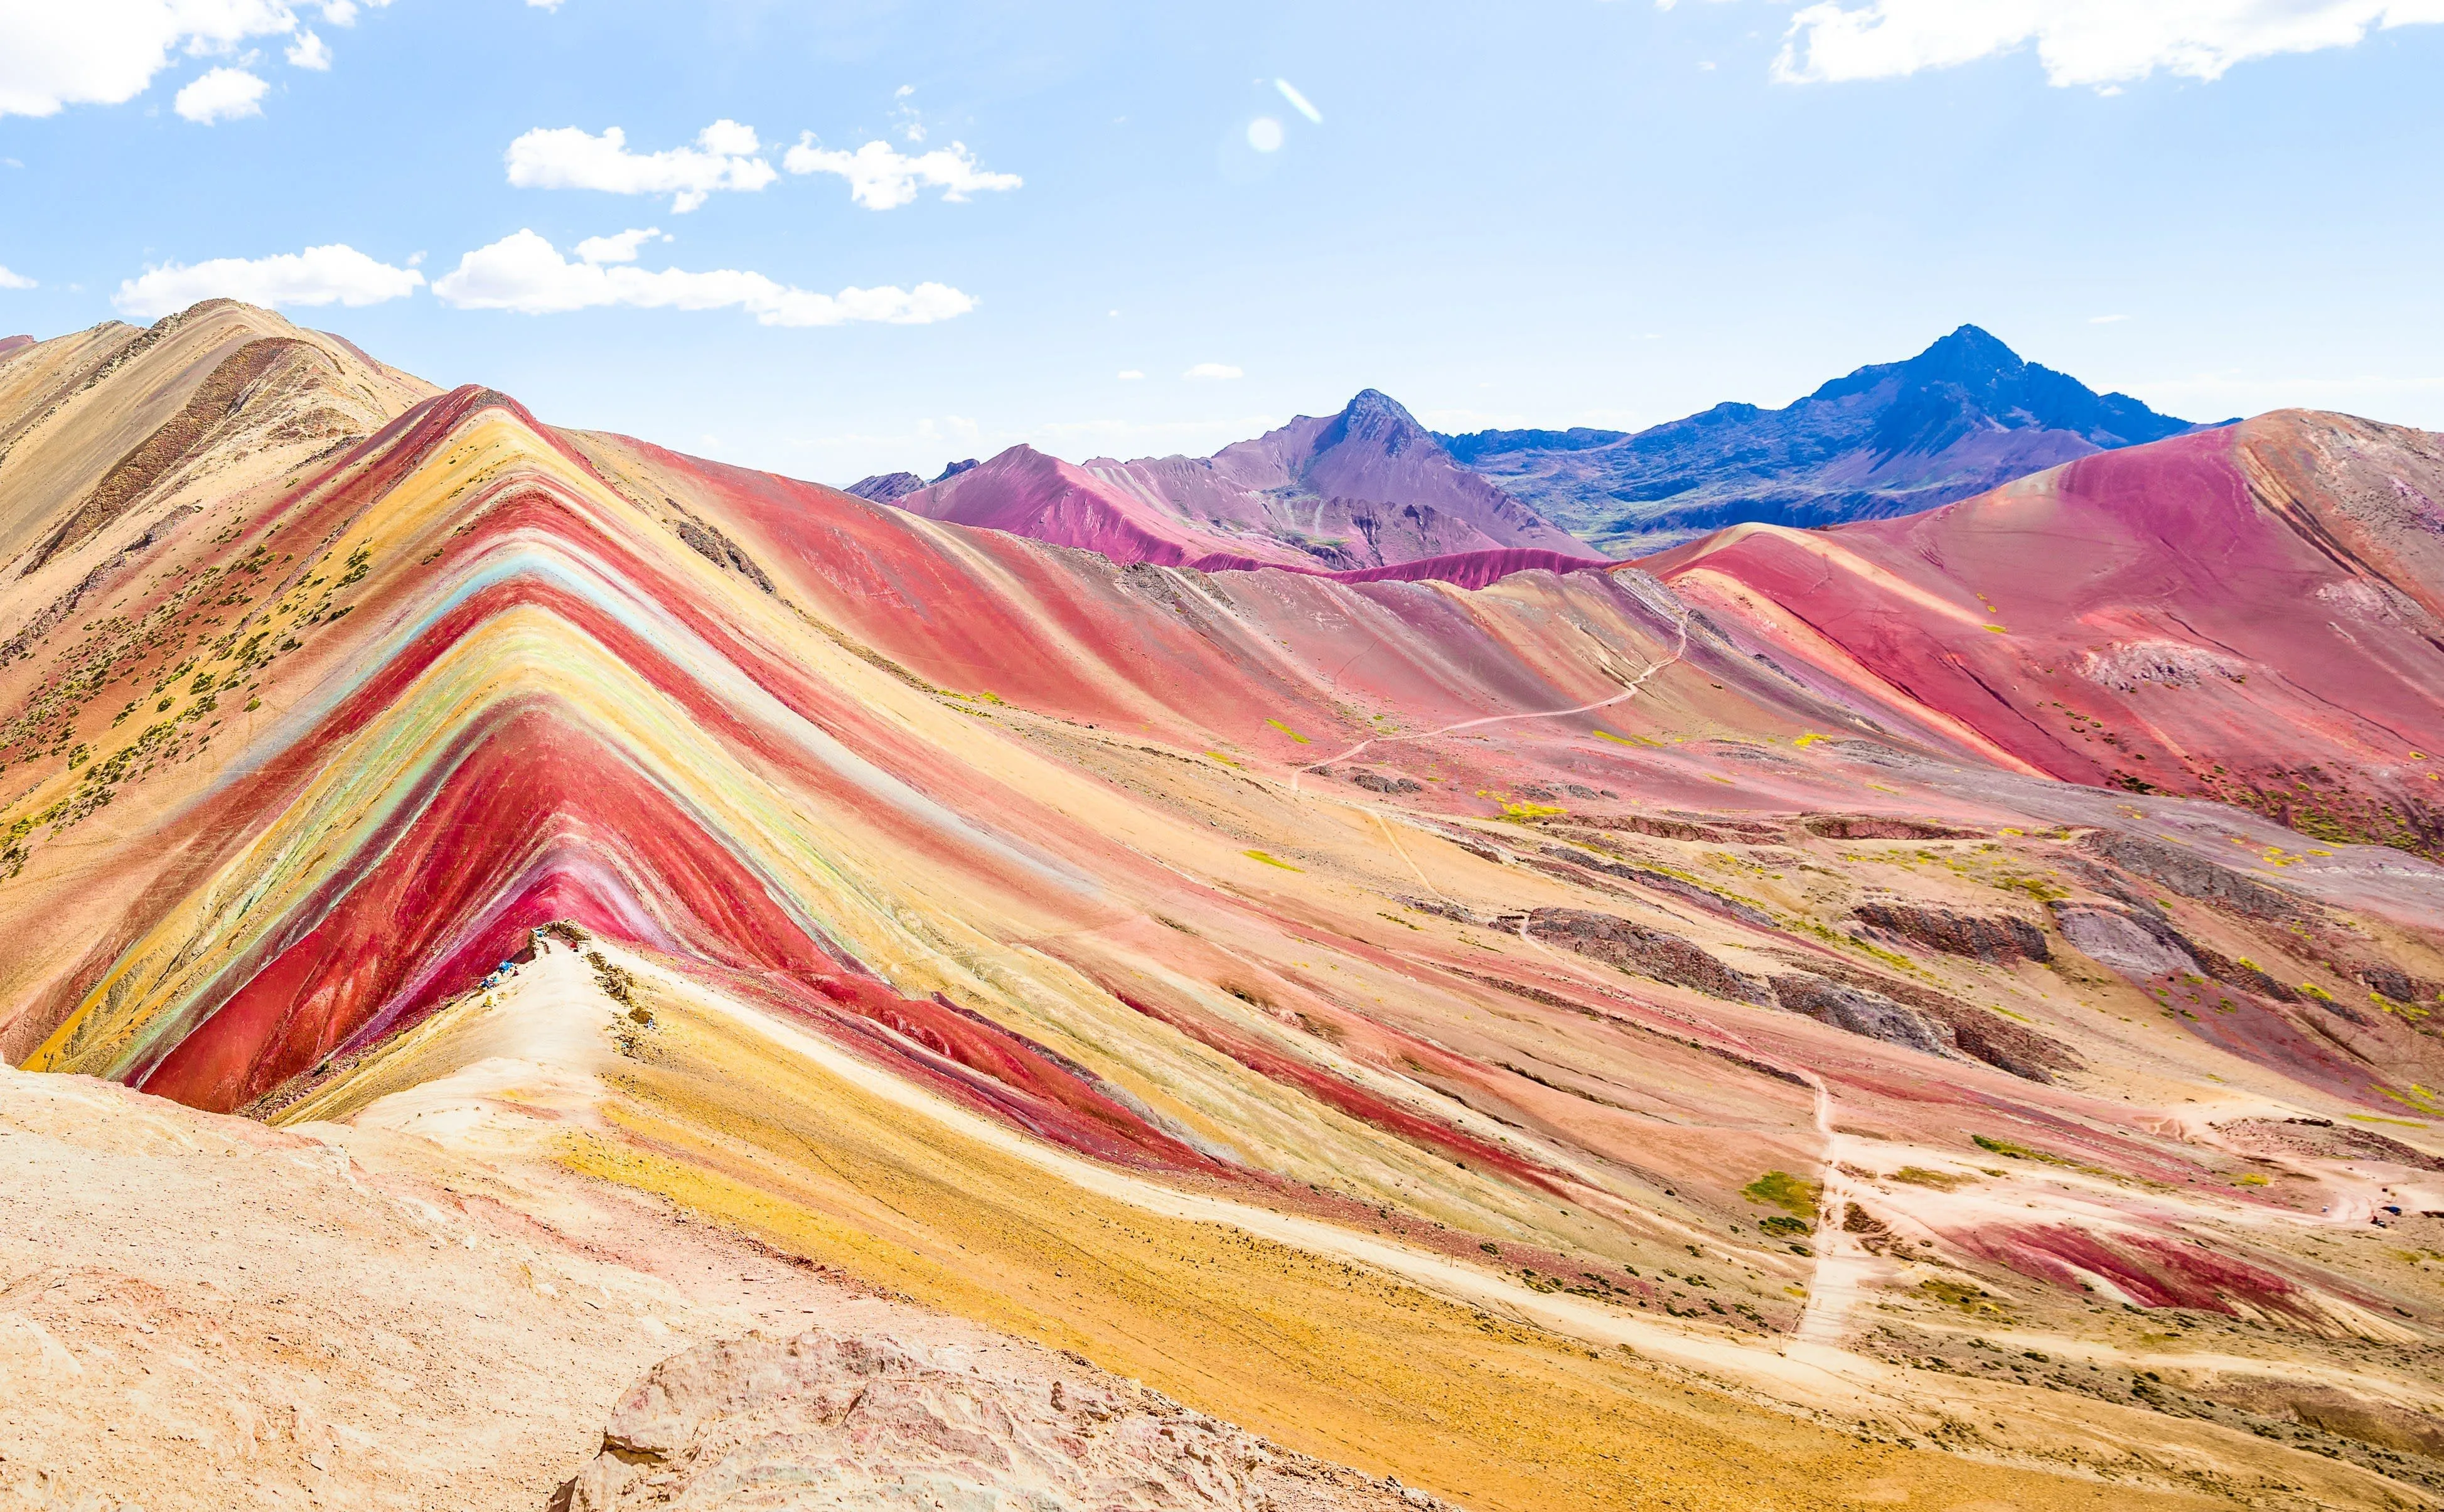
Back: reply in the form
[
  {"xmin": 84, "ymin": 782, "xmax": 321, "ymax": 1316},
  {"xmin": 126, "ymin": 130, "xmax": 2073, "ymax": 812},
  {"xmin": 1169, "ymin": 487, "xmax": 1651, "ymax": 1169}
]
[
  {"xmin": 2359, "ymin": 963, "xmax": 2438, "ymax": 1005},
  {"xmin": 2049, "ymin": 900, "xmax": 2305, "ymax": 1006},
  {"xmin": 1926, "ymin": 1001, "xmax": 2078, "ymax": 1084},
  {"xmin": 1764, "ymin": 952, "xmax": 2077, "ymax": 1082},
  {"xmin": 1540, "ymin": 847, "xmax": 1778, "ymax": 930},
  {"xmin": 2080, "ymin": 831, "xmax": 2302, "ymax": 921},
  {"xmin": 1852, "ymin": 901, "xmax": 2048, "ymax": 963},
  {"xmin": 1768, "ymin": 974, "xmax": 1954, "ymax": 1058},
  {"xmin": 1555, "ymin": 812, "xmax": 1788, "ymax": 845},
  {"xmin": 672, "ymin": 517, "xmax": 774, "ymax": 592},
  {"xmin": 1524, "ymin": 908, "xmax": 1774, "ymax": 1004},
  {"xmin": 557, "ymin": 1330, "xmax": 1440, "ymax": 1512},
  {"xmin": 2050, "ymin": 903, "xmax": 2202, "ymax": 979},
  {"xmin": 1801, "ymin": 815, "xmax": 1985, "ymax": 841}
]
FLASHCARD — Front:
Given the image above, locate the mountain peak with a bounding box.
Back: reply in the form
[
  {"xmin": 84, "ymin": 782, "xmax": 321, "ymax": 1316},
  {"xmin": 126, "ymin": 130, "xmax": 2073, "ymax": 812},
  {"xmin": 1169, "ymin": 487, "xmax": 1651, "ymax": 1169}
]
[
  {"xmin": 1344, "ymin": 387, "xmax": 1416, "ymax": 422},
  {"xmin": 1907, "ymin": 323, "xmax": 2027, "ymax": 381},
  {"xmin": 1322, "ymin": 388, "xmax": 1434, "ymax": 456}
]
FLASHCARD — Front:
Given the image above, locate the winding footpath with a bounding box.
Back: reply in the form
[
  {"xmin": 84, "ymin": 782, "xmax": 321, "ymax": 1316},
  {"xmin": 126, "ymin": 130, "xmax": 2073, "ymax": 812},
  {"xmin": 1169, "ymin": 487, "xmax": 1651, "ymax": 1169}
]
[{"xmin": 1290, "ymin": 608, "xmax": 1692, "ymax": 793}]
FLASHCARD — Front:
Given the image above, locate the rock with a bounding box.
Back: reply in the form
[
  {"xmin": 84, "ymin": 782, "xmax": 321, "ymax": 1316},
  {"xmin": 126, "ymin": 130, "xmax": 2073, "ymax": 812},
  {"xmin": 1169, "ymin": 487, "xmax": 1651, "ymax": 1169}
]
[
  {"xmin": 1923, "ymin": 1002, "xmax": 2076, "ymax": 1084},
  {"xmin": 2079, "ymin": 830, "xmax": 2301, "ymax": 921},
  {"xmin": 1799, "ymin": 815, "xmax": 1985, "ymax": 840},
  {"xmin": 1524, "ymin": 908, "xmax": 1774, "ymax": 1004},
  {"xmin": 1540, "ymin": 847, "xmax": 1779, "ymax": 930},
  {"xmin": 671, "ymin": 518, "xmax": 774, "ymax": 593},
  {"xmin": 557, "ymin": 1329, "xmax": 1435, "ymax": 1512},
  {"xmin": 1558, "ymin": 812, "xmax": 1782, "ymax": 844},
  {"xmin": 1762, "ymin": 953, "xmax": 2078, "ymax": 1083},
  {"xmin": 1768, "ymin": 975, "xmax": 1954, "ymax": 1058},
  {"xmin": 2049, "ymin": 903, "xmax": 2201, "ymax": 979},
  {"xmin": 2053, "ymin": 901, "xmax": 2320, "ymax": 1009},
  {"xmin": 1852, "ymin": 901, "xmax": 2049, "ymax": 963},
  {"xmin": 2358, "ymin": 963, "xmax": 2435, "ymax": 1004}
]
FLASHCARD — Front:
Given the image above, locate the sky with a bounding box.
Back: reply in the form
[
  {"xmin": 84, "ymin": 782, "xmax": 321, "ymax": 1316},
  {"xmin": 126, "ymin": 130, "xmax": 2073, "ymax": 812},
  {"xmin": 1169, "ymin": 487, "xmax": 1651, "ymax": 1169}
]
[{"xmin": 2, "ymin": 1, "xmax": 2441, "ymax": 485}]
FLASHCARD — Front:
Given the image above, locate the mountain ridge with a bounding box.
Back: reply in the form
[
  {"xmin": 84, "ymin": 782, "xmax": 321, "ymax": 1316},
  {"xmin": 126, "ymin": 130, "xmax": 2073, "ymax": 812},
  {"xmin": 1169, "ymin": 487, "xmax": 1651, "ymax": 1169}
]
[
  {"xmin": 1445, "ymin": 324, "xmax": 2213, "ymax": 551},
  {"xmin": 879, "ymin": 388, "xmax": 1605, "ymax": 574}
]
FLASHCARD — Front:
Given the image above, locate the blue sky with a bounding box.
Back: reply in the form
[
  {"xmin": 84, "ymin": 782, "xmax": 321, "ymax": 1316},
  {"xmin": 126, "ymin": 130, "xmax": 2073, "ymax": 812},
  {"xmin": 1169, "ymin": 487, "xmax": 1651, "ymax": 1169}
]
[{"xmin": 2, "ymin": 1, "xmax": 2441, "ymax": 484}]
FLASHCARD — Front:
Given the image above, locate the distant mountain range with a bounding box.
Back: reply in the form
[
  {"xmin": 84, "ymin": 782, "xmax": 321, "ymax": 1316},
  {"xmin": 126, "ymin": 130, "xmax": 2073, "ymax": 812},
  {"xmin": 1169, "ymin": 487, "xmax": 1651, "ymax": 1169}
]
[
  {"xmin": 853, "ymin": 390, "xmax": 1602, "ymax": 576},
  {"xmin": 1442, "ymin": 324, "xmax": 2217, "ymax": 552},
  {"xmin": 850, "ymin": 326, "xmax": 2217, "ymax": 564}
]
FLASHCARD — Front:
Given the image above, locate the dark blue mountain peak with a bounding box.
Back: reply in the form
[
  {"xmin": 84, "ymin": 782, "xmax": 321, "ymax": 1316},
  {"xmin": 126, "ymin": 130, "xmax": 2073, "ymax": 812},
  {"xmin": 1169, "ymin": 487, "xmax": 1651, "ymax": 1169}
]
[
  {"xmin": 1435, "ymin": 325, "xmax": 2204, "ymax": 550},
  {"xmin": 1911, "ymin": 323, "xmax": 2025, "ymax": 377}
]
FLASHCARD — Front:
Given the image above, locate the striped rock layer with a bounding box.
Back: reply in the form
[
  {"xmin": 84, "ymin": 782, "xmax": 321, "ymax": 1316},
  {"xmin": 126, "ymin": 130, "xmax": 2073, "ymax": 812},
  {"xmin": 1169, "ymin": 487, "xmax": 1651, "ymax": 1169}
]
[{"xmin": 5, "ymin": 303, "xmax": 2444, "ymax": 1511}]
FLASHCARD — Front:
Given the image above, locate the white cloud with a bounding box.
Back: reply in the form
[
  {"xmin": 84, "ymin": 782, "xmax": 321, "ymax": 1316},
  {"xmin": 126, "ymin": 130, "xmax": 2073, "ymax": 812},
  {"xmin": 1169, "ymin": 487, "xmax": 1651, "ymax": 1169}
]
[
  {"xmin": 0, "ymin": 265, "xmax": 35, "ymax": 290},
  {"xmin": 574, "ymin": 227, "xmax": 666, "ymax": 264},
  {"xmin": 114, "ymin": 243, "xmax": 424, "ymax": 318},
  {"xmin": 782, "ymin": 136, "xmax": 1021, "ymax": 210},
  {"xmin": 2089, "ymin": 313, "xmax": 2130, "ymax": 324},
  {"xmin": 430, "ymin": 229, "xmax": 975, "ymax": 328},
  {"xmin": 1183, "ymin": 363, "xmax": 1243, "ymax": 380},
  {"xmin": 1274, "ymin": 78, "xmax": 1323, "ymax": 124},
  {"xmin": 505, "ymin": 121, "xmax": 777, "ymax": 213},
  {"xmin": 1117, "ymin": 370, "xmax": 1144, "ymax": 380},
  {"xmin": 1773, "ymin": 0, "xmax": 2444, "ymax": 88},
  {"xmin": 887, "ymin": 85, "xmax": 926, "ymax": 144},
  {"xmin": 0, "ymin": 0, "xmax": 380, "ymax": 120},
  {"xmin": 286, "ymin": 29, "xmax": 331, "ymax": 69},
  {"xmin": 173, "ymin": 66, "xmax": 269, "ymax": 123}
]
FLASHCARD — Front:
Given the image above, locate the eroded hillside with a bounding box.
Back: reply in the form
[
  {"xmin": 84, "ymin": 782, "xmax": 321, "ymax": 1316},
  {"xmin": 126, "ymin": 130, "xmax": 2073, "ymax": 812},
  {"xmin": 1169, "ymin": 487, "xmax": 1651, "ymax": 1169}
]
[{"xmin": 3, "ymin": 306, "xmax": 2443, "ymax": 1511}]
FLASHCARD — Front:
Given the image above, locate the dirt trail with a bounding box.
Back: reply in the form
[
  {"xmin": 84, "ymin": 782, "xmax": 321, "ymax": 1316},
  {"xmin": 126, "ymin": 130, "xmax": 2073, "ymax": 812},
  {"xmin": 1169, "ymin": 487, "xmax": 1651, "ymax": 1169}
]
[
  {"xmin": 649, "ymin": 939, "xmax": 1906, "ymax": 1410},
  {"xmin": 1795, "ymin": 1073, "xmax": 1872, "ymax": 1346},
  {"xmin": 1291, "ymin": 607, "xmax": 1690, "ymax": 792}
]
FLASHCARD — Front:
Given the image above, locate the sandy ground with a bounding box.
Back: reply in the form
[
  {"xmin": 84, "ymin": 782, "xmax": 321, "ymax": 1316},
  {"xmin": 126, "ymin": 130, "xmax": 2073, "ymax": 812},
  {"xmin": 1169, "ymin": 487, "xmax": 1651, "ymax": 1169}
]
[{"xmin": 0, "ymin": 1039, "xmax": 1346, "ymax": 1512}]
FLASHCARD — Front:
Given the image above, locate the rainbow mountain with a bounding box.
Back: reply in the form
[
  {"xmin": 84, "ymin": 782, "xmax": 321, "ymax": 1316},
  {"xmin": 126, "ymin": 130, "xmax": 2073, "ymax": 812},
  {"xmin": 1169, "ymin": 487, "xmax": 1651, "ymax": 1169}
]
[{"xmin": 4, "ymin": 301, "xmax": 2444, "ymax": 1511}]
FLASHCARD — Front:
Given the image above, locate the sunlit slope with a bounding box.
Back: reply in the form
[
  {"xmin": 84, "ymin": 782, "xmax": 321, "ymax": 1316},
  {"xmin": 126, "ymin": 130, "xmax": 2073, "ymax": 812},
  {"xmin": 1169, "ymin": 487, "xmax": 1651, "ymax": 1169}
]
[
  {"xmin": 0, "ymin": 298, "xmax": 432, "ymax": 572},
  {"xmin": 5, "ymin": 314, "xmax": 2444, "ymax": 1507},
  {"xmin": 1651, "ymin": 411, "xmax": 2444, "ymax": 857},
  {"xmin": 574, "ymin": 428, "xmax": 2024, "ymax": 788}
]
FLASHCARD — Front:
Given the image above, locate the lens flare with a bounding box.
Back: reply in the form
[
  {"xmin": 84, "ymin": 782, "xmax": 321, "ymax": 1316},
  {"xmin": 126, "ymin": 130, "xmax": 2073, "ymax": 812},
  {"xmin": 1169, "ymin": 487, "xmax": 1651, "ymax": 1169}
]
[{"xmin": 1246, "ymin": 116, "xmax": 1285, "ymax": 153}]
